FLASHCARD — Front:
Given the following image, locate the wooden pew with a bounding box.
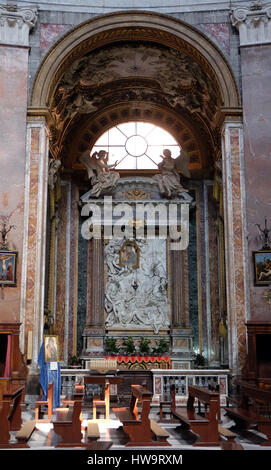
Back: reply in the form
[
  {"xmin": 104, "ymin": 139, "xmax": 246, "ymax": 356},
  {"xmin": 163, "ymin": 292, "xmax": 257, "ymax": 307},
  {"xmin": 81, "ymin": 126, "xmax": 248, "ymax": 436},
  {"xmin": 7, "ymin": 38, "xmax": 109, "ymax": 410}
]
[
  {"xmin": 15, "ymin": 420, "xmax": 36, "ymax": 448},
  {"xmin": 113, "ymin": 384, "xmax": 171, "ymax": 446},
  {"xmin": 52, "ymin": 397, "xmax": 84, "ymax": 447},
  {"xmin": 86, "ymin": 420, "xmax": 113, "ymax": 450},
  {"xmin": 35, "ymin": 382, "xmax": 53, "ymax": 422},
  {"xmin": 218, "ymin": 425, "xmax": 243, "ymax": 450},
  {"xmin": 150, "ymin": 419, "xmax": 171, "ymax": 445},
  {"xmin": 224, "ymin": 381, "xmax": 271, "ymax": 446},
  {"xmin": 0, "ymin": 385, "xmax": 24, "ymax": 448},
  {"xmin": 171, "ymin": 385, "xmax": 220, "ymax": 446}
]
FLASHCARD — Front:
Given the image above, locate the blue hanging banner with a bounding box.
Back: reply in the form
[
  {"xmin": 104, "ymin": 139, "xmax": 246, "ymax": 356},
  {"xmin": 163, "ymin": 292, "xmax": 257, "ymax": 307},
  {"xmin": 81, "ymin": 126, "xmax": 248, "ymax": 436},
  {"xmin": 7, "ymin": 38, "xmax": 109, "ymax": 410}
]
[{"xmin": 38, "ymin": 342, "xmax": 61, "ymax": 409}]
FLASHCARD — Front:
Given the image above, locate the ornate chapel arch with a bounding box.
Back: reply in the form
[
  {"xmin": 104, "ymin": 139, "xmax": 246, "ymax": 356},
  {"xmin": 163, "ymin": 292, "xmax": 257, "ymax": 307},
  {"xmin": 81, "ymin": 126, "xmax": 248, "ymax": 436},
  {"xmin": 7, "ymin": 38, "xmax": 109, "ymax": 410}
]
[
  {"xmin": 29, "ymin": 10, "xmax": 240, "ymax": 110},
  {"xmin": 25, "ymin": 11, "xmax": 247, "ymax": 377}
]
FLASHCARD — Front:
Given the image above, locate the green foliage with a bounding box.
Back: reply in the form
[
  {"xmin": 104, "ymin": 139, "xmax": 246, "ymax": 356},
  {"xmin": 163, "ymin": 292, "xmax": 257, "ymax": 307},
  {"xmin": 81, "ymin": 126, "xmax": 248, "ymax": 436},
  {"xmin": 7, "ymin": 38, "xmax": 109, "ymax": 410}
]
[
  {"xmin": 152, "ymin": 337, "xmax": 169, "ymax": 355},
  {"xmin": 139, "ymin": 337, "xmax": 151, "ymax": 355},
  {"xmin": 70, "ymin": 355, "xmax": 80, "ymax": 365},
  {"xmin": 104, "ymin": 336, "xmax": 119, "ymax": 355},
  {"xmin": 122, "ymin": 336, "xmax": 136, "ymax": 355}
]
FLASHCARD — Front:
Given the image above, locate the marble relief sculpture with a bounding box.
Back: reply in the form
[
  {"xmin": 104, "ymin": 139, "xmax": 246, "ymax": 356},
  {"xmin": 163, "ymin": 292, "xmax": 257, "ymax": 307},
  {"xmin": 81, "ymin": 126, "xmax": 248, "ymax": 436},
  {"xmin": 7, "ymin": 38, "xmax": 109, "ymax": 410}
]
[
  {"xmin": 104, "ymin": 238, "xmax": 170, "ymax": 334},
  {"xmin": 80, "ymin": 149, "xmax": 119, "ymax": 197}
]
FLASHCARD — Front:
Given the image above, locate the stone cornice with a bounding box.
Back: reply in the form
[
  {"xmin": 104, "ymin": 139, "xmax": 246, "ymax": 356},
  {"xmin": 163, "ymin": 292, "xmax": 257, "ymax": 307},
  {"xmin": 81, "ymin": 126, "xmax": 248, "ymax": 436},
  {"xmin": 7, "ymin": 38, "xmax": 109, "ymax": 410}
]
[
  {"xmin": 0, "ymin": 4, "xmax": 38, "ymax": 46},
  {"xmin": 230, "ymin": 2, "xmax": 271, "ymax": 46}
]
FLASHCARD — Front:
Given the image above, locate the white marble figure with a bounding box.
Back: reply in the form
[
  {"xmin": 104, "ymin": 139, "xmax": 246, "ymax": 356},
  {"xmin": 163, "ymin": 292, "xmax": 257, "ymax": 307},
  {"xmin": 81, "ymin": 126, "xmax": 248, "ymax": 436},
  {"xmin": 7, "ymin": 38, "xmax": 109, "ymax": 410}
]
[
  {"xmin": 153, "ymin": 148, "xmax": 190, "ymax": 198},
  {"xmin": 104, "ymin": 238, "xmax": 170, "ymax": 333},
  {"xmin": 80, "ymin": 149, "xmax": 119, "ymax": 197}
]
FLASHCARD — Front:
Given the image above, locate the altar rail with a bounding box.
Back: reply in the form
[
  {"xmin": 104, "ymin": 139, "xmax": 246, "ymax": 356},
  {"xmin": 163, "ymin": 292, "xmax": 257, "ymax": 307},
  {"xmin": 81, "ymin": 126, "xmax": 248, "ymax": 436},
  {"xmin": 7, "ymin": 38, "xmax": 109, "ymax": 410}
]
[
  {"xmin": 152, "ymin": 369, "xmax": 230, "ymax": 406},
  {"xmin": 60, "ymin": 369, "xmax": 229, "ymax": 406}
]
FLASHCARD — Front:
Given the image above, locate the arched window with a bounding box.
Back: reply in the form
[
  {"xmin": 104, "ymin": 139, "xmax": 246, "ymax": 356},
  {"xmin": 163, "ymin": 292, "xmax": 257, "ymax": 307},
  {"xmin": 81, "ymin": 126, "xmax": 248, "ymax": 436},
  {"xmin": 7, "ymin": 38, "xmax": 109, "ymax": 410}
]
[{"xmin": 91, "ymin": 122, "xmax": 180, "ymax": 170}]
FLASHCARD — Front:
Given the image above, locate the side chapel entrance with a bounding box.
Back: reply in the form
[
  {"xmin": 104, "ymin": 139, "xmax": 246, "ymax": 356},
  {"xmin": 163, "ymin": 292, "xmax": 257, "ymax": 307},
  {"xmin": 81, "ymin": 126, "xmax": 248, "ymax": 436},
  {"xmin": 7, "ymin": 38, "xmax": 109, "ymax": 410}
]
[{"xmin": 25, "ymin": 11, "xmax": 246, "ymax": 381}]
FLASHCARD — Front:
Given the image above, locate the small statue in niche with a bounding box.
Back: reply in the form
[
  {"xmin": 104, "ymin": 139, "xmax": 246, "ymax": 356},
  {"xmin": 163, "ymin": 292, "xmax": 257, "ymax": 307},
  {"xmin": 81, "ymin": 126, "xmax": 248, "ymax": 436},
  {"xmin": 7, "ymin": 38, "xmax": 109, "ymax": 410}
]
[
  {"xmin": 80, "ymin": 149, "xmax": 119, "ymax": 198},
  {"xmin": 153, "ymin": 148, "xmax": 191, "ymax": 198}
]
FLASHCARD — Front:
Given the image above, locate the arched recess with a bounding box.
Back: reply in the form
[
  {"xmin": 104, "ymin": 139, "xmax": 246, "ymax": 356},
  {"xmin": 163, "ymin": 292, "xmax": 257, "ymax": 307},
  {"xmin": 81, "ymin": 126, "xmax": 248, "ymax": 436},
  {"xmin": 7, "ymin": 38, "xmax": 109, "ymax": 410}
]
[
  {"xmin": 26, "ymin": 10, "xmax": 248, "ymax": 375},
  {"xmin": 30, "ymin": 11, "xmax": 240, "ymax": 110},
  {"xmin": 28, "ymin": 10, "xmax": 241, "ymax": 178}
]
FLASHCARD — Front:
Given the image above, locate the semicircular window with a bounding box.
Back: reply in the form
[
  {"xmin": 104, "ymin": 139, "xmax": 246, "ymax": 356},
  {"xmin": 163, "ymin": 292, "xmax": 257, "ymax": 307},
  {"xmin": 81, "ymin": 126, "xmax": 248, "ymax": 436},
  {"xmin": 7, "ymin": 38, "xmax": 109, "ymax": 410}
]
[{"xmin": 91, "ymin": 122, "xmax": 180, "ymax": 170}]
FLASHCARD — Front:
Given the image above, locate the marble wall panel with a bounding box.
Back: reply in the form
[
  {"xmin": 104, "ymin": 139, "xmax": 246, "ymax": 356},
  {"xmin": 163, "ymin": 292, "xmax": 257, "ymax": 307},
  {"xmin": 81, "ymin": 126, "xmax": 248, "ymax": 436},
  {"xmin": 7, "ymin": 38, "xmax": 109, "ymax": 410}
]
[
  {"xmin": 208, "ymin": 185, "xmax": 220, "ymax": 363},
  {"xmin": 241, "ymin": 45, "xmax": 271, "ymax": 321},
  {"xmin": 77, "ymin": 204, "xmax": 88, "ymax": 355},
  {"xmin": 55, "ymin": 182, "xmax": 68, "ymax": 361},
  {"xmin": 223, "ymin": 124, "xmax": 247, "ymax": 373},
  {"xmin": 199, "ymin": 23, "xmax": 230, "ymax": 54},
  {"xmin": 24, "ymin": 129, "xmax": 40, "ymax": 338},
  {"xmin": 22, "ymin": 122, "xmax": 49, "ymax": 363},
  {"xmin": 68, "ymin": 183, "xmax": 79, "ymax": 358},
  {"xmin": 188, "ymin": 189, "xmax": 199, "ymax": 350},
  {"xmin": 0, "ymin": 46, "xmax": 29, "ymax": 322},
  {"xmin": 40, "ymin": 23, "xmax": 71, "ymax": 54}
]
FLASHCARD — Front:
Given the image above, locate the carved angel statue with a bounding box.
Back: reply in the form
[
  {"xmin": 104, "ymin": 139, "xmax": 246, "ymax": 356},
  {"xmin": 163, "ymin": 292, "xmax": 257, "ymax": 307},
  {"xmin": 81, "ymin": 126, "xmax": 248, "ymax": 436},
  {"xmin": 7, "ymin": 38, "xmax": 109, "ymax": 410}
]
[
  {"xmin": 80, "ymin": 149, "xmax": 120, "ymax": 198},
  {"xmin": 153, "ymin": 148, "xmax": 191, "ymax": 198}
]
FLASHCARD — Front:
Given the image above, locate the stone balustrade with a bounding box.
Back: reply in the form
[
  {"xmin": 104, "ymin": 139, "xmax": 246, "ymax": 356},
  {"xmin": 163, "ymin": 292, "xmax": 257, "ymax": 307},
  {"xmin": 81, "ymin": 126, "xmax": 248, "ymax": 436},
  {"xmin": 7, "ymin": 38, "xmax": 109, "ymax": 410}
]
[{"xmin": 60, "ymin": 368, "xmax": 230, "ymax": 406}]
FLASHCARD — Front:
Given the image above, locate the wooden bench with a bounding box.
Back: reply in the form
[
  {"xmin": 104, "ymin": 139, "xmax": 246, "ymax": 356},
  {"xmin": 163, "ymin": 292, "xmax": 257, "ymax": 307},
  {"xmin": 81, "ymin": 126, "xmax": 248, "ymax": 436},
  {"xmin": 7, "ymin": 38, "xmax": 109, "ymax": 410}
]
[
  {"xmin": 0, "ymin": 385, "xmax": 24, "ymax": 448},
  {"xmin": 218, "ymin": 425, "xmax": 243, "ymax": 450},
  {"xmin": 86, "ymin": 420, "xmax": 113, "ymax": 450},
  {"xmin": 171, "ymin": 385, "xmax": 220, "ymax": 446},
  {"xmin": 92, "ymin": 395, "xmax": 107, "ymax": 420},
  {"xmin": 150, "ymin": 419, "xmax": 171, "ymax": 445},
  {"xmin": 15, "ymin": 420, "xmax": 36, "ymax": 448},
  {"xmin": 35, "ymin": 383, "xmax": 53, "ymax": 422},
  {"xmin": 113, "ymin": 384, "xmax": 171, "ymax": 447},
  {"xmin": 224, "ymin": 381, "xmax": 271, "ymax": 446},
  {"xmin": 52, "ymin": 397, "xmax": 84, "ymax": 447}
]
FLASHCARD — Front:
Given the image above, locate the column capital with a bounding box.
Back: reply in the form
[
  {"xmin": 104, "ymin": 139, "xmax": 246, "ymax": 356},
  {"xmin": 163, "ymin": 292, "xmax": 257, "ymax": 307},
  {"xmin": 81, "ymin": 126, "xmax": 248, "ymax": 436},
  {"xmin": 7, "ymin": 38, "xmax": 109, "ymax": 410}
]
[
  {"xmin": 230, "ymin": 1, "xmax": 271, "ymax": 46},
  {"xmin": 0, "ymin": 4, "xmax": 38, "ymax": 47}
]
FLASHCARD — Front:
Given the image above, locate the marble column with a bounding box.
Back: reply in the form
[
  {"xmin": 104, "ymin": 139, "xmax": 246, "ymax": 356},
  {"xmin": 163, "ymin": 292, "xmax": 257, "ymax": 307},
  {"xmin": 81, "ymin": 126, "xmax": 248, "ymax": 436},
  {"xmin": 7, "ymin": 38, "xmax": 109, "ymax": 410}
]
[
  {"xmin": 0, "ymin": 6, "xmax": 37, "ymax": 349},
  {"xmin": 170, "ymin": 245, "xmax": 193, "ymax": 369},
  {"xmin": 83, "ymin": 238, "xmax": 105, "ymax": 358},
  {"xmin": 231, "ymin": 3, "xmax": 271, "ymax": 322},
  {"xmin": 222, "ymin": 120, "xmax": 249, "ymax": 376},
  {"xmin": 171, "ymin": 249, "xmax": 189, "ymax": 328},
  {"xmin": 21, "ymin": 120, "xmax": 49, "ymax": 372}
]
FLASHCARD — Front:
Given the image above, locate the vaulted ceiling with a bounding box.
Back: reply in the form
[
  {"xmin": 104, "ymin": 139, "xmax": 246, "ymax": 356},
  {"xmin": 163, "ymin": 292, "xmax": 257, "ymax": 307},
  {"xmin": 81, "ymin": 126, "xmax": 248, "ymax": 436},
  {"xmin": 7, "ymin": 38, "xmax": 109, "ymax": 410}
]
[{"xmin": 48, "ymin": 39, "xmax": 224, "ymax": 178}]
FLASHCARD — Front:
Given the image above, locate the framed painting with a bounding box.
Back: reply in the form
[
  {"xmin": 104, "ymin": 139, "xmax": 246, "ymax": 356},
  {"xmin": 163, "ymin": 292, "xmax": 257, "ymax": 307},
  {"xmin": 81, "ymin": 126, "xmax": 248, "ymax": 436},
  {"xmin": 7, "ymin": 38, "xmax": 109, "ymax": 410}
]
[
  {"xmin": 44, "ymin": 335, "xmax": 59, "ymax": 362},
  {"xmin": 253, "ymin": 250, "xmax": 271, "ymax": 286},
  {"xmin": 119, "ymin": 241, "xmax": 140, "ymax": 269},
  {"xmin": 0, "ymin": 250, "xmax": 18, "ymax": 286}
]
